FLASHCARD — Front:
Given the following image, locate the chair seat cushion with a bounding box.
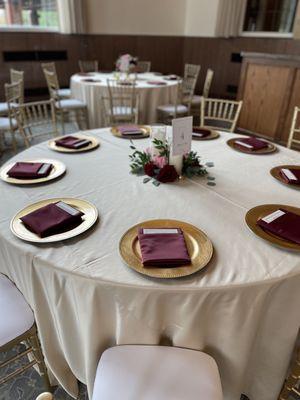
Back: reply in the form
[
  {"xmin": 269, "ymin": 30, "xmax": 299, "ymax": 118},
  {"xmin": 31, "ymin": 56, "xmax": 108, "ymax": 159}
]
[
  {"xmin": 108, "ymin": 107, "xmax": 137, "ymax": 117},
  {"xmin": 157, "ymin": 104, "xmax": 188, "ymax": 115},
  {"xmin": 55, "ymin": 99, "xmax": 86, "ymax": 110},
  {"xmin": 0, "ymin": 117, "xmax": 17, "ymax": 130},
  {"xmin": 0, "ymin": 102, "xmax": 18, "ymax": 115},
  {"xmin": 58, "ymin": 88, "xmax": 71, "ymax": 98},
  {"xmin": 92, "ymin": 345, "xmax": 223, "ymax": 400},
  {"xmin": 0, "ymin": 274, "xmax": 34, "ymax": 347}
]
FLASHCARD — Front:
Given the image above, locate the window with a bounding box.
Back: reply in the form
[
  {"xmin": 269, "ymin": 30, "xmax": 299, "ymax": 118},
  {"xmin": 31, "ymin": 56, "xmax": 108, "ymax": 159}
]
[
  {"xmin": 243, "ymin": 0, "xmax": 298, "ymax": 35},
  {"xmin": 0, "ymin": 0, "xmax": 59, "ymax": 30}
]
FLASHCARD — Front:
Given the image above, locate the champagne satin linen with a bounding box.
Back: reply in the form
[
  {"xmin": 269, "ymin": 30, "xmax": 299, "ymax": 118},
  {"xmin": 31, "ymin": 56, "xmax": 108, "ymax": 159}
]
[
  {"xmin": 71, "ymin": 72, "xmax": 179, "ymax": 128},
  {"xmin": 0, "ymin": 128, "xmax": 299, "ymax": 400}
]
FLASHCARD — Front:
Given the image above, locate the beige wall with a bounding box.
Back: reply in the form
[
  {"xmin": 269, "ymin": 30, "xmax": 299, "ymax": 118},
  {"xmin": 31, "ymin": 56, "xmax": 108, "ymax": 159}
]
[
  {"xmin": 85, "ymin": 0, "xmax": 220, "ymax": 37},
  {"xmin": 184, "ymin": 0, "xmax": 220, "ymax": 37},
  {"xmin": 85, "ymin": 0, "xmax": 187, "ymax": 35}
]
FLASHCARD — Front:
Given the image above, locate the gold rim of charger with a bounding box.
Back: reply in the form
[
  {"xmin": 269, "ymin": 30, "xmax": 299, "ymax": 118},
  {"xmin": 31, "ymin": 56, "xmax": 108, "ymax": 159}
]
[
  {"xmin": 111, "ymin": 125, "xmax": 150, "ymax": 139},
  {"xmin": 227, "ymin": 138, "xmax": 277, "ymax": 154},
  {"xmin": 48, "ymin": 134, "xmax": 100, "ymax": 153}
]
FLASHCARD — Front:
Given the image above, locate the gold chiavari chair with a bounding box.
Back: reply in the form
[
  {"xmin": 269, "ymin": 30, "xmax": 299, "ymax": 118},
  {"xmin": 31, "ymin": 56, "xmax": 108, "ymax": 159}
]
[
  {"xmin": 44, "ymin": 69, "xmax": 88, "ymax": 134},
  {"xmin": 279, "ymin": 345, "xmax": 300, "ymax": 399},
  {"xmin": 287, "ymin": 106, "xmax": 300, "ymax": 149},
  {"xmin": 41, "ymin": 62, "xmax": 71, "ymax": 99},
  {"xmin": 36, "ymin": 393, "xmax": 53, "ymax": 400},
  {"xmin": 200, "ymin": 97, "xmax": 243, "ymax": 132},
  {"xmin": 136, "ymin": 61, "xmax": 151, "ymax": 73},
  {"xmin": 79, "ymin": 60, "xmax": 99, "ymax": 73},
  {"xmin": 184, "ymin": 63, "xmax": 201, "ymax": 80},
  {"xmin": 156, "ymin": 75, "xmax": 197, "ymax": 123},
  {"xmin": 11, "ymin": 99, "xmax": 59, "ymax": 143},
  {"xmin": 1, "ymin": 81, "xmax": 28, "ymax": 152},
  {"xmin": 0, "ymin": 274, "xmax": 51, "ymax": 393},
  {"xmin": 0, "ymin": 69, "xmax": 24, "ymax": 117},
  {"xmin": 102, "ymin": 78, "xmax": 139, "ymax": 126},
  {"xmin": 190, "ymin": 69, "xmax": 214, "ymax": 117}
]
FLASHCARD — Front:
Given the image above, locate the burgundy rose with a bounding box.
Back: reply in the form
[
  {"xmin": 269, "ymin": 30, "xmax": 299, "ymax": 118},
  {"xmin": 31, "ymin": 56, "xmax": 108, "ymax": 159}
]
[
  {"xmin": 144, "ymin": 162, "xmax": 156, "ymax": 177},
  {"xmin": 157, "ymin": 165, "xmax": 179, "ymax": 183}
]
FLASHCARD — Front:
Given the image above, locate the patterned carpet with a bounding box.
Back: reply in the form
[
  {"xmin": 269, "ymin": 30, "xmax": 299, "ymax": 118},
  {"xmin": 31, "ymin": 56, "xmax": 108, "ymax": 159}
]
[{"xmin": 0, "ymin": 123, "xmax": 292, "ymax": 400}]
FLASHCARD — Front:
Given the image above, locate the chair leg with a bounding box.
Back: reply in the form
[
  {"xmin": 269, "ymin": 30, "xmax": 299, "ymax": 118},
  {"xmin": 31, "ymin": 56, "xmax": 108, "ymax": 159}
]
[
  {"xmin": 18, "ymin": 127, "xmax": 30, "ymax": 148},
  {"xmin": 28, "ymin": 328, "xmax": 52, "ymax": 393},
  {"xmin": 59, "ymin": 110, "xmax": 65, "ymax": 135}
]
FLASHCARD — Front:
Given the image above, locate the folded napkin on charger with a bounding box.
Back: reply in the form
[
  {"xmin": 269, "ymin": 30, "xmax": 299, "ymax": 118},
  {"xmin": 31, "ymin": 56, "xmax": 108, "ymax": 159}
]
[
  {"xmin": 138, "ymin": 228, "xmax": 191, "ymax": 267},
  {"xmin": 235, "ymin": 137, "xmax": 269, "ymax": 151},
  {"xmin": 280, "ymin": 168, "xmax": 300, "ymax": 185},
  {"xmin": 117, "ymin": 125, "xmax": 144, "ymax": 135},
  {"xmin": 55, "ymin": 136, "xmax": 91, "ymax": 149},
  {"xmin": 20, "ymin": 201, "xmax": 84, "ymax": 238},
  {"xmin": 164, "ymin": 75, "xmax": 178, "ymax": 81},
  {"xmin": 7, "ymin": 162, "xmax": 53, "ymax": 179},
  {"xmin": 193, "ymin": 127, "xmax": 211, "ymax": 138},
  {"xmin": 147, "ymin": 81, "xmax": 167, "ymax": 85},
  {"xmin": 83, "ymin": 78, "xmax": 101, "ymax": 83},
  {"xmin": 257, "ymin": 208, "xmax": 300, "ymax": 245}
]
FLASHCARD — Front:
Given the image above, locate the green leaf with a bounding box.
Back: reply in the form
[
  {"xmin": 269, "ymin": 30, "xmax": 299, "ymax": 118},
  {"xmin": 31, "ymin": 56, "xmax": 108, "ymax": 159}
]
[
  {"xmin": 152, "ymin": 180, "xmax": 160, "ymax": 186},
  {"xmin": 143, "ymin": 177, "xmax": 151, "ymax": 183}
]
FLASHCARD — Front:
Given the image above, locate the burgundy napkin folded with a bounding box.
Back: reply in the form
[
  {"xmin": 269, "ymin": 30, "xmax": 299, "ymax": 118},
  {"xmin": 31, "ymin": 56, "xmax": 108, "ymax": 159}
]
[
  {"xmin": 147, "ymin": 81, "xmax": 167, "ymax": 86},
  {"xmin": 138, "ymin": 228, "xmax": 191, "ymax": 267},
  {"xmin": 193, "ymin": 127, "xmax": 211, "ymax": 138},
  {"xmin": 55, "ymin": 136, "xmax": 91, "ymax": 149},
  {"xmin": 257, "ymin": 208, "xmax": 300, "ymax": 245},
  {"xmin": 117, "ymin": 125, "xmax": 143, "ymax": 136},
  {"xmin": 280, "ymin": 168, "xmax": 300, "ymax": 185},
  {"xmin": 7, "ymin": 162, "xmax": 53, "ymax": 179},
  {"xmin": 20, "ymin": 201, "xmax": 84, "ymax": 238},
  {"xmin": 235, "ymin": 137, "xmax": 269, "ymax": 151},
  {"xmin": 118, "ymin": 81, "xmax": 133, "ymax": 86},
  {"xmin": 164, "ymin": 75, "xmax": 178, "ymax": 81},
  {"xmin": 82, "ymin": 78, "xmax": 101, "ymax": 83}
]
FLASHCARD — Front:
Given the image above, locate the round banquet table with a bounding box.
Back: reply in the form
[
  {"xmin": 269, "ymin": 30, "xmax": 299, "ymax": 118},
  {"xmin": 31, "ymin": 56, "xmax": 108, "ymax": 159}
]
[
  {"xmin": 70, "ymin": 72, "xmax": 179, "ymax": 128},
  {"xmin": 0, "ymin": 128, "xmax": 300, "ymax": 400}
]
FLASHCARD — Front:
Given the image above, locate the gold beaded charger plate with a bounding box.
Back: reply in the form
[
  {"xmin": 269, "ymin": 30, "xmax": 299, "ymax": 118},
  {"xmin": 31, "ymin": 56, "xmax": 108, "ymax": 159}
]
[
  {"xmin": 192, "ymin": 127, "xmax": 220, "ymax": 141},
  {"xmin": 48, "ymin": 134, "xmax": 99, "ymax": 153},
  {"xmin": 111, "ymin": 125, "xmax": 150, "ymax": 139},
  {"xmin": 0, "ymin": 159, "xmax": 66, "ymax": 185},
  {"xmin": 119, "ymin": 219, "xmax": 213, "ymax": 279},
  {"xmin": 11, "ymin": 197, "xmax": 98, "ymax": 244},
  {"xmin": 245, "ymin": 204, "xmax": 300, "ymax": 251},
  {"xmin": 227, "ymin": 138, "xmax": 277, "ymax": 154},
  {"xmin": 270, "ymin": 165, "xmax": 300, "ymax": 190}
]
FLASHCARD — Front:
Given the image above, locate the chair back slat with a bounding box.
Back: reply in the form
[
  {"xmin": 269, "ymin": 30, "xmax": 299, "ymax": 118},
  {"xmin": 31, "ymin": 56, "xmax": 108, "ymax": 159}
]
[
  {"xmin": 43, "ymin": 69, "xmax": 60, "ymax": 101},
  {"xmin": 10, "ymin": 69, "xmax": 24, "ymax": 103},
  {"xmin": 202, "ymin": 69, "xmax": 214, "ymax": 98},
  {"xmin": 79, "ymin": 60, "xmax": 98, "ymax": 73},
  {"xmin": 201, "ymin": 98, "xmax": 243, "ymax": 132},
  {"xmin": 287, "ymin": 106, "xmax": 300, "ymax": 149}
]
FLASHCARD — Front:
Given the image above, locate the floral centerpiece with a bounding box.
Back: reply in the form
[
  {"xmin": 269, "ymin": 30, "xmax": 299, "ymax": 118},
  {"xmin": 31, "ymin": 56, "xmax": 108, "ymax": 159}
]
[
  {"xmin": 129, "ymin": 138, "xmax": 209, "ymax": 186},
  {"xmin": 116, "ymin": 54, "xmax": 138, "ymax": 74}
]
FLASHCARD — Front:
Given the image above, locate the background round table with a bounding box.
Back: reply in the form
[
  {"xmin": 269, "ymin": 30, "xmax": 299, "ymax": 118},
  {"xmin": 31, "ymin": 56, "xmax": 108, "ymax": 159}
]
[
  {"xmin": 70, "ymin": 73, "xmax": 179, "ymax": 128},
  {"xmin": 0, "ymin": 128, "xmax": 299, "ymax": 400}
]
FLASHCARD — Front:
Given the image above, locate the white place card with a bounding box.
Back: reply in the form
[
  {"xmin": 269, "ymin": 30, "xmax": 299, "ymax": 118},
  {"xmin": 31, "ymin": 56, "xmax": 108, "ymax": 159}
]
[
  {"xmin": 171, "ymin": 116, "xmax": 193, "ymax": 156},
  {"xmin": 235, "ymin": 140, "xmax": 253, "ymax": 149},
  {"xmin": 192, "ymin": 132, "xmax": 204, "ymax": 137},
  {"xmin": 142, "ymin": 229, "xmax": 179, "ymax": 234},
  {"xmin": 281, "ymin": 168, "xmax": 297, "ymax": 181},
  {"xmin": 261, "ymin": 210, "xmax": 286, "ymax": 224}
]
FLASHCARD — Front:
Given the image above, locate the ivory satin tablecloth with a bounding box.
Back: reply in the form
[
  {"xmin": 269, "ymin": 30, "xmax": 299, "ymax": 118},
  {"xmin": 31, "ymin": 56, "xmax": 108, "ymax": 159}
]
[
  {"xmin": 0, "ymin": 129, "xmax": 300, "ymax": 400},
  {"xmin": 70, "ymin": 72, "xmax": 179, "ymax": 128}
]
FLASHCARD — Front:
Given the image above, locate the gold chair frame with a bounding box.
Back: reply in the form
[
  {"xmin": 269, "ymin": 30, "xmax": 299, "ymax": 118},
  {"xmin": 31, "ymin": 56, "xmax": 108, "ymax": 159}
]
[
  {"xmin": 79, "ymin": 60, "xmax": 99, "ymax": 73},
  {"xmin": 200, "ymin": 97, "xmax": 243, "ymax": 132},
  {"xmin": 203, "ymin": 69, "xmax": 214, "ymax": 98},
  {"xmin": 287, "ymin": 106, "xmax": 300, "ymax": 149},
  {"xmin": 136, "ymin": 61, "xmax": 151, "ymax": 73},
  {"xmin": 44, "ymin": 69, "xmax": 88, "ymax": 133},
  {"xmin": 184, "ymin": 63, "xmax": 201, "ymax": 80},
  {"xmin": 0, "ymin": 323, "xmax": 51, "ymax": 392},
  {"xmin": 279, "ymin": 345, "xmax": 300, "ymax": 399},
  {"xmin": 10, "ymin": 68, "xmax": 24, "ymax": 103}
]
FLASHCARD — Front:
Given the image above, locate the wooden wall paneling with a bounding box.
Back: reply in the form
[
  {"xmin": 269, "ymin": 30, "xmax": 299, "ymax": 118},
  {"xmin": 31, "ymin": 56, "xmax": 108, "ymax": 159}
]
[{"xmin": 281, "ymin": 68, "xmax": 300, "ymax": 143}]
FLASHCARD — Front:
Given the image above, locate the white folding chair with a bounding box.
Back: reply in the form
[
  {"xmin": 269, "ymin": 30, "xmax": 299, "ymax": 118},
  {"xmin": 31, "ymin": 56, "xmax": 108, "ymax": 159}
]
[
  {"xmin": 287, "ymin": 106, "xmax": 300, "ymax": 149},
  {"xmin": 41, "ymin": 62, "xmax": 71, "ymax": 99},
  {"xmin": 200, "ymin": 97, "xmax": 243, "ymax": 132},
  {"xmin": 92, "ymin": 345, "xmax": 223, "ymax": 400},
  {"xmin": 0, "ymin": 274, "xmax": 51, "ymax": 393}
]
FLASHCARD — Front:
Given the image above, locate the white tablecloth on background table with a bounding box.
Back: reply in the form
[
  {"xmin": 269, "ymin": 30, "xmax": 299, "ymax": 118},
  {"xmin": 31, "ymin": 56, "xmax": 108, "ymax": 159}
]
[
  {"xmin": 71, "ymin": 73, "xmax": 179, "ymax": 128},
  {"xmin": 0, "ymin": 129, "xmax": 300, "ymax": 400}
]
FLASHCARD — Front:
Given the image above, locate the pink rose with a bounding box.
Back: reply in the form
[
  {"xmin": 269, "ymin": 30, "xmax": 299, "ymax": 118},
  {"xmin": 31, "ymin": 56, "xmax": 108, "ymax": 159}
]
[{"xmin": 153, "ymin": 155, "xmax": 167, "ymax": 169}]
